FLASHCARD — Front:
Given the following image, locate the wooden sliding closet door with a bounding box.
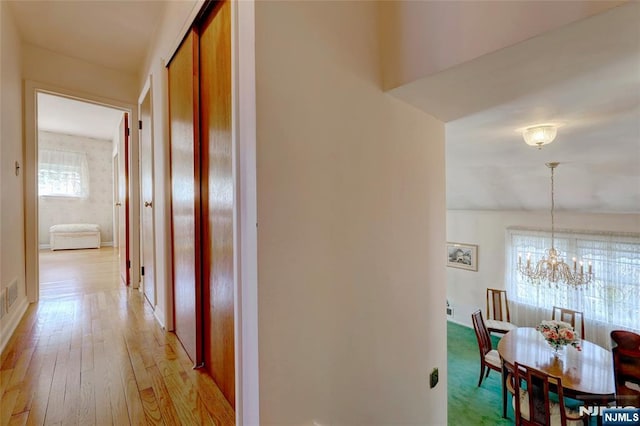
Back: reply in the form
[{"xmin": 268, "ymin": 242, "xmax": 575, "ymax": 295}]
[
  {"xmin": 168, "ymin": 29, "xmax": 202, "ymax": 365},
  {"xmin": 199, "ymin": 0, "xmax": 234, "ymax": 408}
]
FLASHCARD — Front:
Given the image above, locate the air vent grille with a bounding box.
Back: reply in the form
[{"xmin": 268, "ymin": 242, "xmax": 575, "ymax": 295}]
[{"xmin": 7, "ymin": 279, "xmax": 18, "ymax": 309}]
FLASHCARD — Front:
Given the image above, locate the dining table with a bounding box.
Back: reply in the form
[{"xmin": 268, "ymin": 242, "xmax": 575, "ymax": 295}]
[{"xmin": 497, "ymin": 327, "xmax": 616, "ymax": 419}]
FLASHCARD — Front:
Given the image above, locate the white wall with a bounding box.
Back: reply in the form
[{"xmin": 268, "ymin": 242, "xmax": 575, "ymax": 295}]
[
  {"xmin": 137, "ymin": 0, "xmax": 202, "ymax": 328},
  {"xmin": 0, "ymin": 1, "xmax": 28, "ymax": 352},
  {"xmin": 256, "ymin": 2, "xmax": 446, "ymax": 424},
  {"xmin": 23, "ymin": 44, "xmax": 138, "ymax": 103},
  {"xmin": 38, "ymin": 131, "xmax": 114, "ymax": 246},
  {"xmin": 379, "ymin": 1, "xmax": 625, "ymax": 90},
  {"xmin": 22, "ymin": 46, "xmax": 141, "ymax": 300},
  {"xmin": 446, "ymin": 210, "xmax": 640, "ymax": 328}
]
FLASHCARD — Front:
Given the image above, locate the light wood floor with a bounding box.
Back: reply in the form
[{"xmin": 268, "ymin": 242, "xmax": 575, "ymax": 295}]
[{"xmin": 1, "ymin": 248, "xmax": 235, "ymax": 426}]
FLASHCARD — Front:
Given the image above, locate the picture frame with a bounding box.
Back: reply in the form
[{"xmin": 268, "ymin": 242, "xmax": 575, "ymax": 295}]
[{"xmin": 446, "ymin": 242, "xmax": 478, "ymax": 271}]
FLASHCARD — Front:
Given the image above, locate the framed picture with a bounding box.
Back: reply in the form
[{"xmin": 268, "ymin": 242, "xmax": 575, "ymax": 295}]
[{"xmin": 446, "ymin": 242, "xmax": 478, "ymax": 271}]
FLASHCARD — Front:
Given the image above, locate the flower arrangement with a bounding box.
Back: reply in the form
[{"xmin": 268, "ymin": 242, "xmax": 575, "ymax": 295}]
[{"xmin": 536, "ymin": 320, "xmax": 582, "ymax": 352}]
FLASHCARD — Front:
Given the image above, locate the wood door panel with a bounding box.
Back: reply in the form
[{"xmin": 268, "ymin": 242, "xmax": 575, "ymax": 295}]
[
  {"xmin": 200, "ymin": 0, "xmax": 235, "ymax": 408},
  {"xmin": 168, "ymin": 29, "xmax": 202, "ymax": 365}
]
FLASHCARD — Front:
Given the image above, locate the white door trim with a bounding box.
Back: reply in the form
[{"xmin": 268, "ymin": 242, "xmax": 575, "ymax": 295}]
[{"xmin": 24, "ymin": 80, "xmax": 139, "ymax": 301}]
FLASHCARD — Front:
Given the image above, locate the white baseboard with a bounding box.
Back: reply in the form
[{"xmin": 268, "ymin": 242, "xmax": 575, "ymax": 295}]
[
  {"xmin": 0, "ymin": 297, "xmax": 29, "ymax": 354},
  {"xmin": 154, "ymin": 308, "xmax": 166, "ymax": 329},
  {"xmin": 447, "ymin": 317, "xmax": 472, "ymax": 329},
  {"xmin": 39, "ymin": 241, "xmax": 113, "ymax": 250}
]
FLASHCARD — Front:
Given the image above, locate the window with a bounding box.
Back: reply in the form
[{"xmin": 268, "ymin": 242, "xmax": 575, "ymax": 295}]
[
  {"xmin": 38, "ymin": 149, "xmax": 90, "ymax": 198},
  {"xmin": 506, "ymin": 228, "xmax": 640, "ymax": 337}
]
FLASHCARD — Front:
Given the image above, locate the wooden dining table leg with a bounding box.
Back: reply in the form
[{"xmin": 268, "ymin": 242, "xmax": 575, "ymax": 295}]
[{"xmin": 502, "ymin": 363, "xmax": 508, "ymax": 418}]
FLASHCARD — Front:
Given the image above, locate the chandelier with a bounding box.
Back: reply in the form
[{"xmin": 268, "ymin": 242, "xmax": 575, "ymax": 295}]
[{"xmin": 517, "ymin": 162, "xmax": 594, "ymax": 287}]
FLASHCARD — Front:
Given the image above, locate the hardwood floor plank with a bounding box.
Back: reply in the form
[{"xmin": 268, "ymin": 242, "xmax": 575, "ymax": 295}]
[
  {"xmin": 62, "ymin": 346, "xmax": 81, "ymax": 425},
  {"xmin": 78, "ymin": 368, "xmax": 96, "ymax": 426},
  {"xmin": 92, "ymin": 340, "xmax": 113, "ymax": 426},
  {"xmin": 140, "ymin": 387, "xmax": 163, "ymax": 426},
  {"xmin": 22, "ymin": 347, "xmax": 57, "ymax": 424},
  {"xmin": 116, "ymin": 339, "xmax": 146, "ymax": 425},
  {"xmin": 102, "ymin": 337, "xmax": 129, "ymax": 425},
  {"xmin": 1, "ymin": 387, "xmax": 20, "ymax": 425},
  {"xmin": 8, "ymin": 411, "xmax": 29, "ymax": 426},
  {"xmin": 8, "ymin": 346, "xmax": 35, "ymax": 390},
  {"xmin": 147, "ymin": 365, "xmax": 181, "ymax": 425},
  {"xmin": 124, "ymin": 331, "xmax": 153, "ymax": 391},
  {"xmin": 11, "ymin": 344, "xmax": 51, "ymax": 416},
  {"xmin": 0, "ymin": 367, "xmax": 14, "ymax": 396},
  {"xmin": 159, "ymin": 370, "xmax": 200, "ymax": 425},
  {"xmin": 44, "ymin": 343, "xmax": 70, "ymax": 424},
  {"xmin": 25, "ymin": 398, "xmax": 47, "ymax": 426},
  {"xmin": 2, "ymin": 248, "xmax": 235, "ymax": 426}
]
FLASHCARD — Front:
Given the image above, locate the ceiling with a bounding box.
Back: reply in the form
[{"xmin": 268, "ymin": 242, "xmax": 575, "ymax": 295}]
[
  {"xmin": 37, "ymin": 93, "xmax": 124, "ymax": 141},
  {"xmin": 8, "ymin": 0, "xmax": 165, "ymax": 74},
  {"xmin": 390, "ymin": 2, "xmax": 640, "ymax": 213},
  {"xmin": 8, "ymin": 0, "xmax": 164, "ymax": 143},
  {"xmin": 8, "ymin": 1, "xmax": 640, "ymax": 213}
]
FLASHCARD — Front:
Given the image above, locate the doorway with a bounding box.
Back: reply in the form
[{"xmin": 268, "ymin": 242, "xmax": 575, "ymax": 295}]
[{"xmin": 25, "ymin": 86, "xmax": 138, "ymax": 302}]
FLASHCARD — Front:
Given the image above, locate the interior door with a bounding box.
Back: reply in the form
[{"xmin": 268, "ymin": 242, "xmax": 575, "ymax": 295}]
[
  {"xmin": 140, "ymin": 86, "xmax": 156, "ymax": 307},
  {"xmin": 117, "ymin": 113, "xmax": 130, "ymax": 286},
  {"xmin": 200, "ymin": 0, "xmax": 235, "ymax": 408},
  {"xmin": 168, "ymin": 29, "xmax": 202, "ymax": 365},
  {"xmin": 113, "ymin": 154, "xmax": 119, "ymax": 248}
]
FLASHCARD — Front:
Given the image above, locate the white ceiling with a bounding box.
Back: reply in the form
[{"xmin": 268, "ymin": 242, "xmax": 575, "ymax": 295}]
[
  {"xmin": 8, "ymin": 1, "xmax": 640, "ymax": 213},
  {"xmin": 37, "ymin": 93, "xmax": 124, "ymax": 141},
  {"xmin": 8, "ymin": 0, "xmax": 165, "ymax": 74},
  {"xmin": 390, "ymin": 2, "xmax": 640, "ymax": 213}
]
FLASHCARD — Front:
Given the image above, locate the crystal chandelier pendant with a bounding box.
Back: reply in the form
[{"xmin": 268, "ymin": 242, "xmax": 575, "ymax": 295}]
[{"xmin": 517, "ymin": 163, "xmax": 594, "ymax": 288}]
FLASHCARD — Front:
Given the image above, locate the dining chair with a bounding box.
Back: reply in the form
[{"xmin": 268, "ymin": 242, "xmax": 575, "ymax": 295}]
[
  {"xmin": 471, "ymin": 309, "xmax": 502, "ymax": 387},
  {"xmin": 512, "ymin": 362, "xmax": 585, "ymax": 426},
  {"xmin": 610, "ymin": 330, "xmax": 640, "ymax": 406},
  {"xmin": 486, "ymin": 288, "xmax": 517, "ymax": 335},
  {"xmin": 551, "ymin": 307, "xmax": 585, "ymax": 340}
]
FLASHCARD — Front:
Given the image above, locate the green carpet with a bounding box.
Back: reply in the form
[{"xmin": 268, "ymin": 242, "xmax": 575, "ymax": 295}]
[
  {"xmin": 447, "ymin": 321, "xmax": 512, "ymax": 426},
  {"xmin": 447, "ymin": 321, "xmax": 595, "ymax": 426}
]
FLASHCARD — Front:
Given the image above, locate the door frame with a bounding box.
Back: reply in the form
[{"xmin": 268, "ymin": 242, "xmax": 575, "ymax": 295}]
[
  {"xmin": 138, "ymin": 75, "xmax": 157, "ymax": 308},
  {"xmin": 24, "ymin": 80, "xmax": 140, "ymax": 301},
  {"xmin": 113, "ymin": 152, "xmax": 120, "ymax": 248}
]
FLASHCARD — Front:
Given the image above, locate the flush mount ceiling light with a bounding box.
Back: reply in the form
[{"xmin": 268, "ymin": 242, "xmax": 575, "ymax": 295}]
[{"xmin": 522, "ymin": 125, "xmax": 558, "ymax": 149}]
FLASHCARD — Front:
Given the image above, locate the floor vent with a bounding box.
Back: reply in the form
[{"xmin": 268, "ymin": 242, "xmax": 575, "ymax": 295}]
[
  {"xmin": 0, "ymin": 288, "xmax": 6, "ymax": 320},
  {"xmin": 7, "ymin": 279, "xmax": 18, "ymax": 310}
]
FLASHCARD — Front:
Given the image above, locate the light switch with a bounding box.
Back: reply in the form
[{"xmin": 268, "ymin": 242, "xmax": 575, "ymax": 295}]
[{"xmin": 430, "ymin": 368, "xmax": 439, "ymax": 388}]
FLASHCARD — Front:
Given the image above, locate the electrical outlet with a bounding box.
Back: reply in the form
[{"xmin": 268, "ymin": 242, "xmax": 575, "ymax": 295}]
[{"xmin": 430, "ymin": 368, "xmax": 439, "ymax": 389}]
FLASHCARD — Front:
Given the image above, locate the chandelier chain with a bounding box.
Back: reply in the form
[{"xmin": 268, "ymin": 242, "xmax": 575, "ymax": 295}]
[{"xmin": 550, "ymin": 164, "xmax": 555, "ymax": 249}]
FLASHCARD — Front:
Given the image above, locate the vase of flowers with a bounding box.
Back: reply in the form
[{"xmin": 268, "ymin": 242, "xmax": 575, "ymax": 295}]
[{"xmin": 536, "ymin": 320, "xmax": 582, "ymax": 356}]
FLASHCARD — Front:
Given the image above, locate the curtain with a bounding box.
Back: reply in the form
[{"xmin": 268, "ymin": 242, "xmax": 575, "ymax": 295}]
[
  {"xmin": 38, "ymin": 149, "xmax": 90, "ymax": 198},
  {"xmin": 506, "ymin": 227, "xmax": 640, "ymax": 349}
]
